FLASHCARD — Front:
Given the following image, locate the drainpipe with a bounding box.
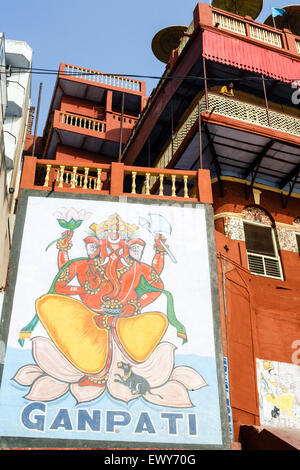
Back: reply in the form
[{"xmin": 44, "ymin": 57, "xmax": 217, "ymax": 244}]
[
  {"xmin": 32, "ymin": 82, "xmax": 43, "ymax": 157},
  {"xmin": 118, "ymin": 92, "xmax": 125, "ymax": 162},
  {"xmin": 198, "ymin": 103, "xmax": 203, "ymax": 169},
  {"xmin": 203, "ymin": 57, "xmax": 209, "ymax": 112}
]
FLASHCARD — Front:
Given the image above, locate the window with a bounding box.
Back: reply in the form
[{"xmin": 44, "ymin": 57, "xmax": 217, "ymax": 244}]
[{"xmin": 243, "ymin": 221, "xmax": 283, "ymax": 279}]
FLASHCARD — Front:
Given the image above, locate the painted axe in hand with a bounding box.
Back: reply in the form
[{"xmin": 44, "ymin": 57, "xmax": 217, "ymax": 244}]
[{"xmin": 139, "ymin": 213, "xmax": 177, "ymax": 263}]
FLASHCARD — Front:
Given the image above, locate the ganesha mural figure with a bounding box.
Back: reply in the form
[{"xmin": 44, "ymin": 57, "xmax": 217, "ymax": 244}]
[{"xmin": 15, "ymin": 211, "xmax": 206, "ymax": 406}]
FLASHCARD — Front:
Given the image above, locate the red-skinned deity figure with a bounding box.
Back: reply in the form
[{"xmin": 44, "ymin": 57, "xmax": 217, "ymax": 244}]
[{"xmin": 15, "ymin": 211, "xmax": 203, "ymax": 407}]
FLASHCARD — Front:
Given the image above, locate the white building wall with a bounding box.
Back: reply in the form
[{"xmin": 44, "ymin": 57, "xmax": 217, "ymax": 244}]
[{"xmin": 0, "ymin": 37, "xmax": 32, "ymax": 318}]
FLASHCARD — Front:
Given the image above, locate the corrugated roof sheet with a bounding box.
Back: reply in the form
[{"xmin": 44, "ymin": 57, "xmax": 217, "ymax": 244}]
[{"xmin": 202, "ymin": 30, "xmax": 300, "ymax": 83}]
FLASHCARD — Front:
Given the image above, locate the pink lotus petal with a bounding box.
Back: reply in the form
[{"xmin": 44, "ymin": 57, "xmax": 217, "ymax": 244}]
[
  {"xmin": 144, "ymin": 380, "xmax": 193, "ymax": 408},
  {"xmin": 70, "ymin": 383, "xmax": 105, "ymax": 404},
  {"xmin": 170, "ymin": 366, "xmax": 207, "ymax": 390},
  {"xmin": 53, "ymin": 211, "xmax": 65, "ymax": 219},
  {"xmin": 65, "ymin": 208, "xmax": 77, "ymax": 222},
  {"xmin": 77, "ymin": 209, "xmax": 92, "ymax": 221},
  {"xmin": 106, "ymin": 342, "xmax": 139, "ymax": 403},
  {"xmin": 24, "ymin": 375, "xmax": 69, "ymax": 401},
  {"xmin": 66, "ymin": 207, "xmax": 86, "ymax": 222},
  {"xmin": 13, "ymin": 365, "xmax": 43, "ymax": 386},
  {"xmin": 32, "ymin": 337, "xmax": 84, "ymax": 383},
  {"xmin": 53, "ymin": 207, "xmax": 70, "ymax": 220},
  {"xmin": 131, "ymin": 342, "xmax": 176, "ymax": 388}
]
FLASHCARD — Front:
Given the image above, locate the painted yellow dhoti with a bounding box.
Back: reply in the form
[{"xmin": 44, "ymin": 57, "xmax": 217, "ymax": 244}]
[{"xmin": 36, "ymin": 294, "xmax": 168, "ymax": 375}]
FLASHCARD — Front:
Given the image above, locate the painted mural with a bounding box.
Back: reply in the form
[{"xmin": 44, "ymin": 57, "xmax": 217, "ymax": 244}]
[
  {"xmin": 0, "ymin": 196, "xmax": 225, "ymax": 446},
  {"xmin": 256, "ymin": 359, "xmax": 300, "ymax": 428}
]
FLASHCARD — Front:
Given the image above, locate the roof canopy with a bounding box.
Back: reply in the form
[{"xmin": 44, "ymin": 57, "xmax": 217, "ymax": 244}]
[{"xmin": 202, "ymin": 30, "xmax": 300, "ymax": 83}]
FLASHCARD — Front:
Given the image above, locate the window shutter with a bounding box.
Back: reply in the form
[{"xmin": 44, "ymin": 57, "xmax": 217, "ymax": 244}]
[
  {"xmin": 244, "ymin": 223, "xmax": 275, "ymax": 256},
  {"xmin": 244, "ymin": 222, "xmax": 283, "ymax": 279}
]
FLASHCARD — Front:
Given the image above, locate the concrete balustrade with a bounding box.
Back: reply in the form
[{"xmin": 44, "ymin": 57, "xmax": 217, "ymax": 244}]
[
  {"xmin": 19, "ymin": 158, "xmax": 213, "ymax": 204},
  {"xmin": 124, "ymin": 166, "xmax": 197, "ymax": 199},
  {"xmin": 59, "ymin": 112, "xmax": 106, "ymax": 133},
  {"xmin": 62, "ymin": 63, "xmax": 143, "ymax": 92}
]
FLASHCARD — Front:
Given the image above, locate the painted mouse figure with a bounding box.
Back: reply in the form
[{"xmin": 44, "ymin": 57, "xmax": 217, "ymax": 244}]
[{"xmin": 114, "ymin": 361, "xmax": 162, "ymax": 399}]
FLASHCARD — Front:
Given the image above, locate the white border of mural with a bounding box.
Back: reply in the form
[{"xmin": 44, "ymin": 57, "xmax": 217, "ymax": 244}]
[{"xmin": 0, "ymin": 196, "xmax": 225, "ymax": 447}]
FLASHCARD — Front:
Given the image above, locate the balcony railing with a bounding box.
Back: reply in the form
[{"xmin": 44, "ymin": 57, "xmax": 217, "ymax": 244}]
[
  {"xmin": 212, "ymin": 11, "xmax": 284, "ymax": 48},
  {"xmin": 62, "ymin": 64, "xmax": 142, "ymax": 92},
  {"xmin": 20, "ymin": 159, "xmax": 212, "ymax": 204},
  {"xmin": 41, "ymin": 163, "xmax": 106, "ymax": 191},
  {"xmin": 211, "ymin": 8, "xmax": 300, "ymax": 54},
  {"xmin": 212, "ymin": 12, "xmax": 246, "ymax": 36},
  {"xmin": 204, "ymin": 93, "xmax": 300, "ymax": 136},
  {"xmin": 154, "ymin": 93, "xmax": 300, "ymax": 171},
  {"xmin": 126, "ymin": 167, "xmax": 197, "ymax": 199},
  {"xmin": 59, "ymin": 112, "xmax": 106, "ymax": 133},
  {"xmin": 155, "ymin": 104, "xmax": 199, "ymax": 170},
  {"xmin": 249, "ymin": 24, "xmax": 282, "ymax": 48}
]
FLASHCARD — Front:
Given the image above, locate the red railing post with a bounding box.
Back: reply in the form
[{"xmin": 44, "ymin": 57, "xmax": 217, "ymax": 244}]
[
  {"xmin": 197, "ymin": 169, "xmax": 213, "ymax": 204},
  {"xmin": 20, "ymin": 156, "xmax": 37, "ymax": 189},
  {"xmin": 110, "ymin": 162, "xmax": 124, "ymax": 196},
  {"xmin": 59, "ymin": 62, "xmax": 66, "ymax": 78},
  {"xmin": 283, "ymin": 29, "xmax": 299, "ymax": 55},
  {"xmin": 193, "ymin": 2, "xmax": 213, "ymax": 31}
]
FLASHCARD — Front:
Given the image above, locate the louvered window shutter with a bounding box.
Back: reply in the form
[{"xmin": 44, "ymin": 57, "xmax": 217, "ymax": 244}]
[{"xmin": 243, "ymin": 222, "xmax": 283, "ymax": 279}]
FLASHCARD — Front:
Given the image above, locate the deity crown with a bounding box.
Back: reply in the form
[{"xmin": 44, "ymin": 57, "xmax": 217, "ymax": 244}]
[{"xmin": 90, "ymin": 213, "xmax": 138, "ymax": 239}]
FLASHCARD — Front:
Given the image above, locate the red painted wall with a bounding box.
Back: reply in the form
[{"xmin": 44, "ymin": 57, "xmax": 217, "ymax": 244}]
[
  {"xmin": 60, "ymin": 96, "xmax": 105, "ymax": 121},
  {"xmin": 213, "ymin": 180, "xmax": 300, "ymax": 441},
  {"xmin": 55, "ymin": 144, "xmax": 115, "ymax": 164}
]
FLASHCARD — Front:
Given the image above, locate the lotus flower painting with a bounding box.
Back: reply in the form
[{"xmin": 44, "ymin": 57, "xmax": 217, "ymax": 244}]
[{"xmin": 0, "ymin": 196, "xmax": 226, "ymax": 447}]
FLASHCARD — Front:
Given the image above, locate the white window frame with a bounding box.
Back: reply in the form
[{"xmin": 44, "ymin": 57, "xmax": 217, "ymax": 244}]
[{"xmin": 243, "ymin": 220, "xmax": 284, "ymax": 280}]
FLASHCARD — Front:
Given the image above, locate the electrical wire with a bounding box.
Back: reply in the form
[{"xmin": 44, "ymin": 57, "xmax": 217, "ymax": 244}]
[{"xmin": 0, "ymin": 65, "xmax": 299, "ymax": 82}]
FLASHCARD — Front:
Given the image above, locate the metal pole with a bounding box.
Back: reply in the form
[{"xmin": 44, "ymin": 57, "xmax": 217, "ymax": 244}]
[
  {"xmin": 171, "ymin": 100, "xmax": 174, "ymax": 158},
  {"xmin": 198, "ymin": 101, "xmax": 203, "ymax": 169},
  {"xmin": 203, "ymin": 56, "xmax": 209, "ymax": 112},
  {"xmin": 148, "ymin": 137, "xmax": 150, "ymax": 167},
  {"xmin": 32, "ymin": 82, "xmax": 43, "ymax": 157},
  {"xmin": 262, "ymin": 75, "xmax": 271, "ymax": 127},
  {"xmin": 118, "ymin": 92, "xmax": 125, "ymax": 162}
]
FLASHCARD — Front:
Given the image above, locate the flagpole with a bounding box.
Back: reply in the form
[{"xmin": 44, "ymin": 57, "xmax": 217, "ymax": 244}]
[{"xmin": 271, "ymin": 9, "xmax": 276, "ymax": 29}]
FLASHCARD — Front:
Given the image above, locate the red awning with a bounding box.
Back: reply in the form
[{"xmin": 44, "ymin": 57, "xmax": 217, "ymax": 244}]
[{"xmin": 202, "ymin": 30, "xmax": 300, "ymax": 83}]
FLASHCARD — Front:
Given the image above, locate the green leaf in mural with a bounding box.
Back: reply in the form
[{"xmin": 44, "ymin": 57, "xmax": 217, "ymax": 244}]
[
  {"xmin": 57, "ymin": 219, "xmax": 70, "ymax": 229},
  {"xmin": 57, "ymin": 218, "xmax": 83, "ymax": 230},
  {"xmin": 135, "ymin": 275, "xmax": 187, "ymax": 344}
]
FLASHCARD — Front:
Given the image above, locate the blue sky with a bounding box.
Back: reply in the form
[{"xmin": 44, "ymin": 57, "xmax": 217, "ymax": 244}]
[{"xmin": 3, "ymin": 0, "xmax": 287, "ymax": 135}]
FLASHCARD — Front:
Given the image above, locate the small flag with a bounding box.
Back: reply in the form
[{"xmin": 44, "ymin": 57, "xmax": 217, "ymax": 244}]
[{"xmin": 271, "ymin": 7, "xmax": 287, "ymax": 18}]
